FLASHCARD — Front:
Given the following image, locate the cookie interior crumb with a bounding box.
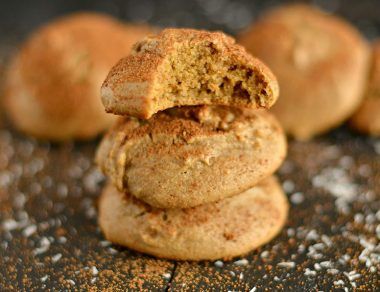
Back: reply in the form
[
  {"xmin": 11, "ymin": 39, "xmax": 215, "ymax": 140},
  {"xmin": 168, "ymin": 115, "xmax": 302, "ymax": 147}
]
[{"xmin": 148, "ymin": 40, "xmax": 272, "ymax": 113}]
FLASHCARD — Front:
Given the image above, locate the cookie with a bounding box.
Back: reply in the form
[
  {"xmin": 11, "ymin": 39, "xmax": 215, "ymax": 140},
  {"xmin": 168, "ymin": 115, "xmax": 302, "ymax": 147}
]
[
  {"xmin": 101, "ymin": 28, "xmax": 279, "ymax": 119},
  {"xmin": 350, "ymin": 41, "xmax": 380, "ymax": 136},
  {"xmin": 4, "ymin": 12, "xmax": 152, "ymax": 141},
  {"xmin": 99, "ymin": 176, "xmax": 288, "ymax": 261},
  {"xmin": 239, "ymin": 4, "xmax": 369, "ymax": 140},
  {"xmin": 96, "ymin": 105, "xmax": 286, "ymax": 208}
]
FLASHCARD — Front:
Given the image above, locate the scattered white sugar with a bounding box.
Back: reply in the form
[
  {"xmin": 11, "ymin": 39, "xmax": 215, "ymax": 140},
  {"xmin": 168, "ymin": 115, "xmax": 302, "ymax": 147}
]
[
  {"xmin": 214, "ymin": 260, "xmax": 224, "ymax": 268},
  {"xmin": 108, "ymin": 247, "xmax": 118, "ymax": 254},
  {"xmin": 91, "ymin": 266, "xmax": 98, "ymax": 276},
  {"xmin": 260, "ymin": 251, "xmax": 269, "ymax": 259},
  {"xmin": 277, "ymin": 261, "xmax": 295, "ymax": 269},
  {"xmin": 354, "ymin": 213, "xmax": 364, "ymax": 224},
  {"xmin": 51, "ymin": 253, "xmax": 62, "ymax": 263},
  {"xmin": 327, "ymin": 269, "xmax": 339, "ymax": 275},
  {"xmin": 287, "ymin": 228, "xmax": 295, "ymax": 237},
  {"xmin": 282, "ymin": 180, "xmax": 295, "ymax": 193},
  {"xmin": 314, "ymin": 263, "xmax": 321, "ymax": 271},
  {"xmin": 369, "ymin": 266, "xmax": 377, "ymax": 273},
  {"xmin": 229, "ymin": 271, "xmax": 236, "ymax": 277},
  {"xmin": 67, "ymin": 279, "xmax": 75, "ymax": 285},
  {"xmin": 297, "ymin": 244, "xmax": 305, "ymax": 253},
  {"xmin": 233, "ymin": 258, "xmax": 248, "ymax": 266},
  {"xmin": 40, "ymin": 275, "xmax": 48, "ymax": 282},
  {"xmin": 239, "ymin": 272, "xmax": 244, "ymax": 280},
  {"xmin": 344, "ymin": 271, "xmax": 361, "ymax": 282},
  {"xmin": 334, "ymin": 280, "xmax": 345, "ymax": 286},
  {"xmin": 312, "ymin": 167, "xmax": 358, "ymax": 214},
  {"xmin": 365, "ymin": 214, "xmax": 376, "ymax": 224},
  {"xmin": 290, "ymin": 192, "xmax": 304, "ymax": 205},
  {"xmin": 100, "ymin": 240, "xmax": 111, "ymax": 247},
  {"xmin": 304, "ymin": 268, "xmax": 316, "ymax": 276},
  {"xmin": 83, "ymin": 169, "xmax": 105, "ymax": 193},
  {"xmin": 162, "ymin": 273, "xmax": 171, "ymax": 280},
  {"xmin": 33, "ymin": 237, "xmax": 50, "ymax": 255},
  {"xmin": 306, "ymin": 229, "xmax": 319, "ymax": 241},
  {"xmin": 311, "ymin": 243, "xmax": 325, "ymax": 250},
  {"xmin": 321, "ymin": 235, "xmax": 332, "ymax": 247},
  {"xmin": 91, "ymin": 278, "xmax": 97, "ymax": 284},
  {"xmin": 58, "ymin": 236, "xmax": 67, "ymax": 244},
  {"xmin": 2, "ymin": 219, "xmax": 19, "ymax": 231},
  {"xmin": 319, "ymin": 261, "xmax": 333, "ymax": 268},
  {"xmin": 22, "ymin": 225, "xmax": 37, "ymax": 237},
  {"xmin": 274, "ymin": 276, "xmax": 281, "ymax": 281},
  {"xmin": 249, "ymin": 287, "xmax": 257, "ymax": 292}
]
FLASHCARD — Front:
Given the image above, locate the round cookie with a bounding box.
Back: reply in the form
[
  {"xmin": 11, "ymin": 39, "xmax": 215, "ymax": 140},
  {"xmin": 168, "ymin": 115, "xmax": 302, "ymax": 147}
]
[
  {"xmin": 4, "ymin": 12, "xmax": 152, "ymax": 141},
  {"xmin": 238, "ymin": 4, "xmax": 369, "ymax": 140},
  {"xmin": 99, "ymin": 176, "xmax": 288, "ymax": 261},
  {"xmin": 96, "ymin": 105, "xmax": 287, "ymax": 209},
  {"xmin": 101, "ymin": 28, "xmax": 279, "ymax": 119},
  {"xmin": 350, "ymin": 41, "xmax": 380, "ymax": 136}
]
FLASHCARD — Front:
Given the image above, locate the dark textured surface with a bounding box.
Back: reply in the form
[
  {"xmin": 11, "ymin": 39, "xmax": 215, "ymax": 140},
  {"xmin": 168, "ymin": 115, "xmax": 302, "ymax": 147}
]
[
  {"xmin": 0, "ymin": 0, "xmax": 380, "ymax": 291},
  {"xmin": 0, "ymin": 126, "xmax": 379, "ymax": 291}
]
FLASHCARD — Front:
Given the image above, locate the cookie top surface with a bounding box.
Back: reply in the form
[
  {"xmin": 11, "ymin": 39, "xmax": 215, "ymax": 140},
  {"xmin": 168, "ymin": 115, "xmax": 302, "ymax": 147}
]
[
  {"xmin": 99, "ymin": 176, "xmax": 289, "ymax": 260},
  {"xmin": 101, "ymin": 28, "xmax": 279, "ymax": 119},
  {"xmin": 96, "ymin": 106, "xmax": 287, "ymax": 208}
]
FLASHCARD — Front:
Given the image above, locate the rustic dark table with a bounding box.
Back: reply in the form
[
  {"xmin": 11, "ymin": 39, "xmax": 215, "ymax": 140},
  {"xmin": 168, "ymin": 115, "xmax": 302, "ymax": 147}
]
[{"xmin": 0, "ymin": 0, "xmax": 379, "ymax": 291}]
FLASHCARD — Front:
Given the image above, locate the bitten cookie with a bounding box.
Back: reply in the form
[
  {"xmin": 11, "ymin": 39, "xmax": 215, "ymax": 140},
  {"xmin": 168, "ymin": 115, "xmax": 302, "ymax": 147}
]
[
  {"xmin": 96, "ymin": 105, "xmax": 287, "ymax": 208},
  {"xmin": 350, "ymin": 41, "xmax": 380, "ymax": 136},
  {"xmin": 101, "ymin": 28, "xmax": 279, "ymax": 119},
  {"xmin": 99, "ymin": 176, "xmax": 288, "ymax": 261},
  {"xmin": 4, "ymin": 12, "xmax": 152, "ymax": 141},
  {"xmin": 239, "ymin": 4, "xmax": 369, "ymax": 140}
]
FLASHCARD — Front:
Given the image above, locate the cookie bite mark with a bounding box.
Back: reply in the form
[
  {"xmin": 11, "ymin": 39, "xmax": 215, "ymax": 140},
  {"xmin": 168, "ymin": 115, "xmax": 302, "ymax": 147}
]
[{"xmin": 101, "ymin": 28, "xmax": 279, "ymax": 119}]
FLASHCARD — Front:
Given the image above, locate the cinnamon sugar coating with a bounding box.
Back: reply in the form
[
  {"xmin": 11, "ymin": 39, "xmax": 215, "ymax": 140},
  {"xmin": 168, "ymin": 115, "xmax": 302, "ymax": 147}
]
[
  {"xmin": 96, "ymin": 105, "xmax": 287, "ymax": 208},
  {"xmin": 101, "ymin": 28, "xmax": 279, "ymax": 119},
  {"xmin": 99, "ymin": 176, "xmax": 288, "ymax": 261}
]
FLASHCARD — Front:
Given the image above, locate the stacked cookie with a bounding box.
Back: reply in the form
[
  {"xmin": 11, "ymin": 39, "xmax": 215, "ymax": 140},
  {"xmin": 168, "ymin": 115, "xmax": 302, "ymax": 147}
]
[{"xmin": 96, "ymin": 29, "xmax": 288, "ymax": 260}]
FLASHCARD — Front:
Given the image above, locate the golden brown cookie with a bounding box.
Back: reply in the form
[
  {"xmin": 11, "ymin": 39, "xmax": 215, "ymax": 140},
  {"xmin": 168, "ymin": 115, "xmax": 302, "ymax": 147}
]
[
  {"xmin": 96, "ymin": 105, "xmax": 286, "ymax": 208},
  {"xmin": 4, "ymin": 12, "xmax": 152, "ymax": 141},
  {"xmin": 350, "ymin": 41, "xmax": 380, "ymax": 136},
  {"xmin": 101, "ymin": 28, "xmax": 279, "ymax": 119},
  {"xmin": 99, "ymin": 176, "xmax": 288, "ymax": 261},
  {"xmin": 239, "ymin": 4, "xmax": 369, "ymax": 140}
]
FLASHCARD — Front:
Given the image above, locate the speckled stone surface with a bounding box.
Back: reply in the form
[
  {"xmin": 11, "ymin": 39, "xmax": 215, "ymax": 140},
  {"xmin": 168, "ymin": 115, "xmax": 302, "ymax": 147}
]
[{"xmin": 0, "ymin": 0, "xmax": 380, "ymax": 290}]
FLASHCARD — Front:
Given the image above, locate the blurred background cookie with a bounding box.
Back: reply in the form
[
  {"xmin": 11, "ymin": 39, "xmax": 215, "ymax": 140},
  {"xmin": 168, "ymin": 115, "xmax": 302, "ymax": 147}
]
[
  {"xmin": 239, "ymin": 4, "xmax": 369, "ymax": 140},
  {"xmin": 101, "ymin": 28, "xmax": 279, "ymax": 119},
  {"xmin": 350, "ymin": 40, "xmax": 380, "ymax": 136},
  {"xmin": 3, "ymin": 12, "xmax": 152, "ymax": 141},
  {"xmin": 96, "ymin": 105, "xmax": 287, "ymax": 208},
  {"xmin": 99, "ymin": 176, "xmax": 288, "ymax": 261}
]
